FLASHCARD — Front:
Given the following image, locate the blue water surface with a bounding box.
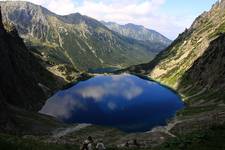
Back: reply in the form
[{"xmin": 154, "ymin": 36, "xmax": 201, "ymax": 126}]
[{"xmin": 40, "ymin": 74, "xmax": 184, "ymax": 132}]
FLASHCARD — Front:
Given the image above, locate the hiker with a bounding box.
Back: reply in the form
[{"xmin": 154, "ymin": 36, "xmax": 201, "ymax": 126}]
[
  {"xmin": 87, "ymin": 136, "xmax": 94, "ymax": 150},
  {"xmin": 81, "ymin": 136, "xmax": 94, "ymax": 150},
  {"xmin": 96, "ymin": 139, "xmax": 106, "ymax": 150},
  {"xmin": 81, "ymin": 140, "xmax": 89, "ymax": 150}
]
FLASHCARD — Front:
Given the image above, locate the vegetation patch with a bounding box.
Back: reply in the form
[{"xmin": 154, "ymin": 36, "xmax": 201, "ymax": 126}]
[
  {"xmin": 0, "ymin": 134, "xmax": 79, "ymax": 150},
  {"xmin": 153, "ymin": 125, "xmax": 225, "ymax": 150}
]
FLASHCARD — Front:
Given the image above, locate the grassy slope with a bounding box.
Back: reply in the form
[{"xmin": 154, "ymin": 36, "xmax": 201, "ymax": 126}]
[
  {"xmin": 1, "ymin": 124, "xmax": 225, "ymax": 150},
  {"xmin": 153, "ymin": 125, "xmax": 225, "ymax": 150},
  {"xmin": 0, "ymin": 134, "xmax": 79, "ymax": 150}
]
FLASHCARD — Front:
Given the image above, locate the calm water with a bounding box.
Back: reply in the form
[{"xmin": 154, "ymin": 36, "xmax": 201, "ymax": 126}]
[{"xmin": 40, "ymin": 74, "xmax": 184, "ymax": 132}]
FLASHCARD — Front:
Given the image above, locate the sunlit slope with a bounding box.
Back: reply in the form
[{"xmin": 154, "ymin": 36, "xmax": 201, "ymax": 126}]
[{"xmin": 128, "ymin": 0, "xmax": 225, "ymax": 104}]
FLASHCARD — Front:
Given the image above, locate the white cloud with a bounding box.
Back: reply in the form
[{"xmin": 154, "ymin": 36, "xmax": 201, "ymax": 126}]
[
  {"xmin": 5, "ymin": 0, "xmax": 194, "ymax": 39},
  {"xmin": 45, "ymin": 0, "xmax": 76, "ymax": 15},
  {"xmin": 6, "ymin": 0, "xmax": 77, "ymax": 15}
]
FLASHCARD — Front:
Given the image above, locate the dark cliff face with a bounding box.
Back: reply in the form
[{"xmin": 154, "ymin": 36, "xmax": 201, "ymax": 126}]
[
  {"xmin": 180, "ymin": 34, "xmax": 225, "ymax": 90},
  {"xmin": 177, "ymin": 34, "xmax": 225, "ymax": 104},
  {"xmin": 0, "ymin": 6, "xmax": 64, "ymax": 133},
  {"xmin": 0, "ymin": 6, "xmax": 59, "ymax": 111}
]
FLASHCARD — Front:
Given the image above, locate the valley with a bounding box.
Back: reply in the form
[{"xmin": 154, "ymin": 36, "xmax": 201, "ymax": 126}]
[{"xmin": 0, "ymin": 1, "xmax": 170, "ymax": 82}]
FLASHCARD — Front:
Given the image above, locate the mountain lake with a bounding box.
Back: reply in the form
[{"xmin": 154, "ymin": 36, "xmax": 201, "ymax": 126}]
[{"xmin": 40, "ymin": 74, "xmax": 184, "ymax": 132}]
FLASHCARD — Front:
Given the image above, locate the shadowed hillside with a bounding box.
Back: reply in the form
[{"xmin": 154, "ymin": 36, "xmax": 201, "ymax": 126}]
[
  {"xmin": 178, "ymin": 33, "xmax": 225, "ymax": 105},
  {"xmin": 0, "ymin": 6, "xmax": 64, "ymax": 134}
]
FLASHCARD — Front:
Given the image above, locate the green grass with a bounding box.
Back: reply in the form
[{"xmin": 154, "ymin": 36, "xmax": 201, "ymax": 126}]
[
  {"xmin": 177, "ymin": 106, "xmax": 217, "ymax": 116},
  {"xmin": 0, "ymin": 134, "xmax": 79, "ymax": 150},
  {"xmin": 153, "ymin": 125, "xmax": 225, "ymax": 150},
  {"xmin": 2, "ymin": 125, "xmax": 225, "ymax": 150},
  {"xmin": 208, "ymin": 21, "xmax": 225, "ymax": 39},
  {"xmin": 179, "ymin": 86, "xmax": 225, "ymax": 105}
]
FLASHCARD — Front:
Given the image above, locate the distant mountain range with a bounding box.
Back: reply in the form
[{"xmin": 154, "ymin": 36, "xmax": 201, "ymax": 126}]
[
  {"xmin": 0, "ymin": 1, "xmax": 170, "ymax": 76},
  {"xmin": 102, "ymin": 21, "xmax": 171, "ymax": 47}
]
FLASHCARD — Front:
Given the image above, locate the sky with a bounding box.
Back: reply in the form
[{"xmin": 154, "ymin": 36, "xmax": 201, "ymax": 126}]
[{"xmin": 6, "ymin": 0, "xmax": 218, "ymax": 39}]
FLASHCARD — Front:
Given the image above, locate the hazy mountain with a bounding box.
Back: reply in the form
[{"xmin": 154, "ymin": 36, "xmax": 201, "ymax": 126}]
[
  {"xmin": 0, "ymin": 1, "xmax": 163, "ymax": 73},
  {"xmin": 127, "ymin": 0, "xmax": 225, "ymax": 105},
  {"xmin": 102, "ymin": 21, "xmax": 171, "ymax": 48}
]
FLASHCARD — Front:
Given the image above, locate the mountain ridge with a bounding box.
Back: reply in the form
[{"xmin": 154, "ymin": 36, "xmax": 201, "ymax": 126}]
[
  {"xmin": 102, "ymin": 21, "xmax": 171, "ymax": 50},
  {"xmin": 0, "ymin": 1, "xmax": 166, "ymax": 75}
]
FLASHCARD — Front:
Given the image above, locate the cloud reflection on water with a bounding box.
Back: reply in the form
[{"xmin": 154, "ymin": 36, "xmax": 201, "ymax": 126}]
[
  {"xmin": 76, "ymin": 74, "xmax": 143, "ymax": 101},
  {"xmin": 39, "ymin": 95, "xmax": 85, "ymax": 119},
  {"xmin": 107, "ymin": 101, "xmax": 117, "ymax": 110},
  {"xmin": 39, "ymin": 74, "xmax": 184, "ymax": 132}
]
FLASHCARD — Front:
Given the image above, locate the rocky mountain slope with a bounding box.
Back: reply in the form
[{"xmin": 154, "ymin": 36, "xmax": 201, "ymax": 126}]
[
  {"xmin": 102, "ymin": 21, "xmax": 171, "ymax": 50},
  {"xmin": 0, "ymin": 6, "xmax": 64, "ymax": 133},
  {"xmin": 128, "ymin": 0, "xmax": 225, "ymax": 105},
  {"xmin": 0, "ymin": 1, "xmax": 161, "ymax": 73},
  {"xmin": 178, "ymin": 33, "xmax": 225, "ymax": 105}
]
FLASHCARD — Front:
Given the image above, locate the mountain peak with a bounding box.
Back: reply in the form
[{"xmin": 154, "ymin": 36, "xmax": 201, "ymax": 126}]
[
  {"xmin": 125, "ymin": 23, "xmax": 144, "ymax": 29},
  {"xmin": 102, "ymin": 21, "xmax": 171, "ymax": 45}
]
